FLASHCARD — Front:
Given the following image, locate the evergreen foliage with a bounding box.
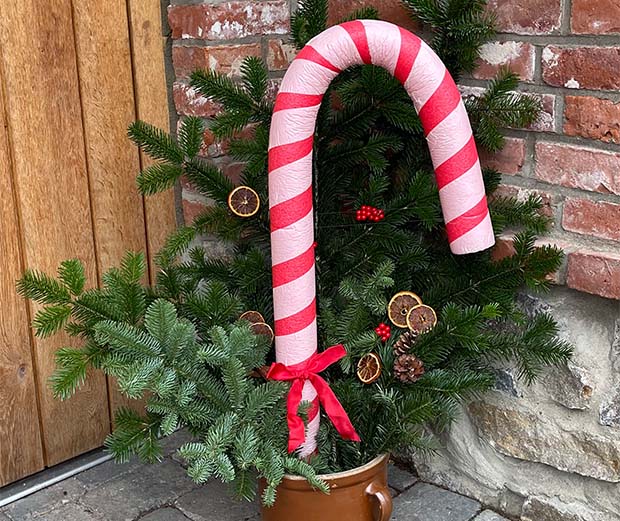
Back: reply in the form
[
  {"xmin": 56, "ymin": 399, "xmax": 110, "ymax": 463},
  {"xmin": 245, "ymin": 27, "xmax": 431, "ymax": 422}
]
[{"xmin": 19, "ymin": 0, "xmax": 571, "ymax": 505}]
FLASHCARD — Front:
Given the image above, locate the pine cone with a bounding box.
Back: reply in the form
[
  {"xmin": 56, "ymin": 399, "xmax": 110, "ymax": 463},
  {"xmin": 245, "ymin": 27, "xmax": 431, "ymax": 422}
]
[
  {"xmin": 393, "ymin": 330, "xmax": 418, "ymax": 357},
  {"xmin": 394, "ymin": 353, "xmax": 425, "ymax": 383}
]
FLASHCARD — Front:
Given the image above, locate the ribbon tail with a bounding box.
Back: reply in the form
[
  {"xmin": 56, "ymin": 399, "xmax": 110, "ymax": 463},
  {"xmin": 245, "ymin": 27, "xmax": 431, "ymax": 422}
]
[
  {"xmin": 286, "ymin": 378, "xmax": 307, "ymax": 453},
  {"xmin": 311, "ymin": 375, "xmax": 361, "ymax": 443}
]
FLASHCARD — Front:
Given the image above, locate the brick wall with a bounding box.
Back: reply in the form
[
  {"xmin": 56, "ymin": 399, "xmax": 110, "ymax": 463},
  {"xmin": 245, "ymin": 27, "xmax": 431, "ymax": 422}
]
[
  {"xmin": 168, "ymin": 0, "xmax": 620, "ymax": 301},
  {"xmin": 460, "ymin": 0, "xmax": 620, "ymax": 300},
  {"xmin": 168, "ymin": 0, "xmax": 293, "ymax": 223}
]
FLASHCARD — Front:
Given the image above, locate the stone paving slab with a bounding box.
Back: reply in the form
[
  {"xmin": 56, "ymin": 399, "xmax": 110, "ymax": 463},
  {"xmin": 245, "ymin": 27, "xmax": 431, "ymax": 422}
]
[
  {"xmin": 473, "ymin": 510, "xmax": 511, "ymax": 520},
  {"xmin": 141, "ymin": 507, "xmax": 190, "ymax": 520},
  {"xmin": 79, "ymin": 458, "xmax": 196, "ymax": 521},
  {"xmin": 30, "ymin": 502, "xmax": 100, "ymax": 521},
  {"xmin": 2, "ymin": 478, "xmax": 86, "ymax": 520},
  {"xmin": 392, "ymin": 482, "xmax": 482, "ymax": 521},
  {"xmin": 175, "ymin": 481, "xmax": 260, "ymax": 521},
  {"xmin": 75, "ymin": 458, "xmax": 143, "ymax": 490},
  {"xmin": 0, "ymin": 432, "xmax": 504, "ymax": 521},
  {"xmin": 388, "ymin": 463, "xmax": 418, "ymax": 493}
]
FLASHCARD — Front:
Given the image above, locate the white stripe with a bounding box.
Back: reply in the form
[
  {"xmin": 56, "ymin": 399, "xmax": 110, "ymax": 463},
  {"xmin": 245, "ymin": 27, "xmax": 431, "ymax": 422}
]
[
  {"xmin": 307, "ymin": 25, "xmax": 362, "ymax": 71},
  {"xmin": 270, "ymin": 211, "xmax": 315, "ymax": 265},
  {"xmin": 275, "ymin": 318, "xmax": 317, "ymax": 366},
  {"xmin": 438, "ymin": 161, "xmax": 486, "ymax": 223},
  {"xmin": 448, "ymin": 213, "xmax": 495, "ymax": 254},
  {"xmin": 269, "ymin": 152, "xmax": 313, "ymax": 208},
  {"xmin": 404, "ymin": 41, "xmax": 446, "ymax": 110},
  {"xmin": 280, "ymin": 59, "xmax": 339, "ymax": 95},
  {"xmin": 273, "ymin": 265, "xmax": 316, "ymax": 321},
  {"xmin": 269, "ymin": 106, "xmax": 319, "ymax": 148},
  {"xmin": 426, "ymin": 102, "xmax": 473, "ymax": 168},
  {"xmin": 362, "ymin": 20, "xmax": 401, "ymax": 74},
  {"xmin": 298, "ymin": 411, "xmax": 320, "ymax": 457}
]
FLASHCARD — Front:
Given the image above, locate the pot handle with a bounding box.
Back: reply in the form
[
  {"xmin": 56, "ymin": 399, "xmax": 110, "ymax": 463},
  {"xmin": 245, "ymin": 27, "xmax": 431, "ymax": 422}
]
[{"xmin": 366, "ymin": 481, "xmax": 393, "ymax": 521}]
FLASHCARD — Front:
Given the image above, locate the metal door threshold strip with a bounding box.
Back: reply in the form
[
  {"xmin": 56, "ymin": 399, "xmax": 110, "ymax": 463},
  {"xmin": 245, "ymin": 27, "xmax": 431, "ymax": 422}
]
[{"xmin": 0, "ymin": 450, "xmax": 112, "ymax": 508}]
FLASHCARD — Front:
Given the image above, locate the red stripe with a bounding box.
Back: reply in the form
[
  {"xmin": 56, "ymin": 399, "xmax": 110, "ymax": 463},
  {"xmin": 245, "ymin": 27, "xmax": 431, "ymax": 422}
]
[
  {"xmin": 394, "ymin": 27, "xmax": 421, "ymax": 84},
  {"xmin": 269, "ymin": 135, "xmax": 314, "ymax": 172},
  {"xmin": 296, "ymin": 45, "xmax": 341, "ymax": 72},
  {"xmin": 435, "ymin": 135, "xmax": 478, "ymax": 190},
  {"xmin": 418, "ymin": 70, "xmax": 461, "ymax": 137},
  {"xmin": 307, "ymin": 398, "xmax": 319, "ymax": 421},
  {"xmin": 274, "ymin": 92, "xmax": 323, "ymax": 113},
  {"xmin": 270, "ymin": 186, "xmax": 313, "ymax": 232},
  {"xmin": 446, "ymin": 196, "xmax": 490, "ymax": 242},
  {"xmin": 275, "ymin": 298, "xmax": 316, "ymax": 336},
  {"xmin": 341, "ymin": 21, "xmax": 371, "ymax": 64},
  {"xmin": 272, "ymin": 246, "xmax": 315, "ymax": 288}
]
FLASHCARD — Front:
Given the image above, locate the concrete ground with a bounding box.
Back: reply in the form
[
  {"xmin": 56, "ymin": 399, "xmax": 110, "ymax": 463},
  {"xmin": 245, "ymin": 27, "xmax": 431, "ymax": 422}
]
[{"xmin": 0, "ymin": 431, "xmax": 508, "ymax": 521}]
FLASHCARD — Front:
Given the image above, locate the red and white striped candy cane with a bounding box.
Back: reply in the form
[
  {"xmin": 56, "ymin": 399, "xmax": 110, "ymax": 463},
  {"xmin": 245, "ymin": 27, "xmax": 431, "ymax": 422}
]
[{"xmin": 268, "ymin": 20, "xmax": 495, "ymax": 455}]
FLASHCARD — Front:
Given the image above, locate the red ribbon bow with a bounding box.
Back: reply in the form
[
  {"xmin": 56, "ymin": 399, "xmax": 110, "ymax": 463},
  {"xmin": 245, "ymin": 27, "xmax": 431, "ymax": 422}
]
[{"xmin": 267, "ymin": 344, "xmax": 361, "ymax": 453}]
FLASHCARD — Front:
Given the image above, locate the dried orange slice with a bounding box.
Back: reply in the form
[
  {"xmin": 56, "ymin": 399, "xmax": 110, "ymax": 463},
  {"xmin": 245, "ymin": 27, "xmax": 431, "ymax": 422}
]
[
  {"xmin": 406, "ymin": 304, "xmax": 437, "ymax": 333},
  {"xmin": 250, "ymin": 321, "xmax": 274, "ymax": 344},
  {"xmin": 239, "ymin": 310, "xmax": 265, "ymax": 324},
  {"xmin": 388, "ymin": 291, "xmax": 422, "ymax": 328},
  {"xmin": 357, "ymin": 352, "xmax": 382, "ymax": 384},
  {"xmin": 228, "ymin": 186, "xmax": 260, "ymax": 217}
]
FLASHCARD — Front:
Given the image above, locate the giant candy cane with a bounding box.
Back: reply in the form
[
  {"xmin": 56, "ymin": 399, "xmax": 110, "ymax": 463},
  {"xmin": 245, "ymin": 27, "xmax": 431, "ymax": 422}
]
[{"xmin": 268, "ymin": 20, "xmax": 495, "ymax": 456}]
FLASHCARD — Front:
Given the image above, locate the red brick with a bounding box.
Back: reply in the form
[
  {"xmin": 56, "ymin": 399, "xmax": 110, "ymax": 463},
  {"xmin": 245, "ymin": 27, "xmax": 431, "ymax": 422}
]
[
  {"xmin": 172, "ymin": 43, "xmax": 261, "ymax": 79},
  {"xmin": 173, "ymin": 82, "xmax": 221, "ymax": 118},
  {"xmin": 267, "ymin": 39, "xmax": 297, "ymax": 71},
  {"xmin": 487, "ymin": 0, "xmax": 562, "ymax": 35},
  {"xmin": 491, "ymin": 234, "xmax": 517, "ymax": 261},
  {"xmin": 479, "ymin": 137, "xmax": 526, "ymax": 175},
  {"xmin": 459, "ymin": 87, "xmax": 555, "ymax": 132},
  {"xmin": 492, "ymin": 184, "xmax": 555, "ymax": 218},
  {"xmin": 182, "ymin": 192, "xmax": 208, "ymax": 223},
  {"xmin": 535, "ymin": 142, "xmax": 620, "ymax": 195},
  {"xmin": 168, "ymin": 1, "xmax": 289, "ymax": 40},
  {"xmin": 564, "ymin": 96, "xmax": 620, "ymax": 144},
  {"xmin": 474, "ymin": 41, "xmax": 535, "ymax": 82},
  {"xmin": 571, "ymin": 0, "xmax": 620, "ymax": 35},
  {"xmin": 562, "ymin": 198, "xmax": 620, "ymax": 242},
  {"xmin": 491, "ymin": 233, "xmax": 568, "ymax": 284},
  {"xmin": 542, "ymin": 46, "xmax": 620, "ymax": 91},
  {"xmin": 223, "ymin": 162, "xmax": 245, "ymax": 185},
  {"xmin": 199, "ymin": 124, "xmax": 257, "ymax": 159},
  {"xmin": 531, "ymin": 94, "xmax": 556, "ymax": 133},
  {"xmin": 328, "ymin": 0, "xmax": 420, "ymax": 32},
  {"xmin": 567, "ymin": 250, "xmax": 620, "ymax": 299}
]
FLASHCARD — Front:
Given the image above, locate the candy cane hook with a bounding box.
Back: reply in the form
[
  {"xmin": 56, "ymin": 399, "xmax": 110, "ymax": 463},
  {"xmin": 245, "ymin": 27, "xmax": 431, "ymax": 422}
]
[{"xmin": 268, "ymin": 20, "xmax": 495, "ymax": 455}]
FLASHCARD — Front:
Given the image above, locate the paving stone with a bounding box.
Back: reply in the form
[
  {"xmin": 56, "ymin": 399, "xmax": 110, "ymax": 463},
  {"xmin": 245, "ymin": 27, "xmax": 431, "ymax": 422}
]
[
  {"xmin": 141, "ymin": 507, "xmax": 190, "ymax": 520},
  {"xmin": 474, "ymin": 510, "xmax": 511, "ymax": 521},
  {"xmin": 0, "ymin": 512, "xmax": 11, "ymax": 521},
  {"xmin": 2, "ymin": 478, "xmax": 86, "ymax": 520},
  {"xmin": 35, "ymin": 502, "xmax": 101, "ymax": 521},
  {"xmin": 161, "ymin": 429, "xmax": 195, "ymax": 457},
  {"xmin": 392, "ymin": 483, "xmax": 481, "ymax": 521},
  {"xmin": 75, "ymin": 458, "xmax": 143, "ymax": 490},
  {"xmin": 175, "ymin": 481, "xmax": 260, "ymax": 521},
  {"xmin": 388, "ymin": 463, "xmax": 418, "ymax": 492},
  {"xmin": 80, "ymin": 458, "xmax": 196, "ymax": 521}
]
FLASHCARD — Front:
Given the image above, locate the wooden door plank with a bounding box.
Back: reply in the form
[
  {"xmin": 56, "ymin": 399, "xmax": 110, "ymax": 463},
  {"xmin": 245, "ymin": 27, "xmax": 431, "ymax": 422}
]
[
  {"xmin": 0, "ymin": 0, "xmax": 110, "ymax": 466},
  {"xmin": 72, "ymin": 0, "xmax": 148, "ymax": 416},
  {"xmin": 127, "ymin": 0, "xmax": 178, "ymax": 281},
  {"xmin": 0, "ymin": 70, "xmax": 45, "ymax": 487}
]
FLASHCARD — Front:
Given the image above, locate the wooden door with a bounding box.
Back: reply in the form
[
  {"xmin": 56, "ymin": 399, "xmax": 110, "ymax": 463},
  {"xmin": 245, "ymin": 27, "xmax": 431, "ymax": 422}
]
[{"xmin": 0, "ymin": 0, "xmax": 175, "ymax": 485}]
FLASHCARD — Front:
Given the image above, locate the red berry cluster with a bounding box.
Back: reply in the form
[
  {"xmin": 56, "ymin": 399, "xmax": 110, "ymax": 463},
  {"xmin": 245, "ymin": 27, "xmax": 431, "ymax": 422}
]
[
  {"xmin": 356, "ymin": 205, "xmax": 385, "ymax": 222},
  {"xmin": 375, "ymin": 322, "xmax": 391, "ymax": 342}
]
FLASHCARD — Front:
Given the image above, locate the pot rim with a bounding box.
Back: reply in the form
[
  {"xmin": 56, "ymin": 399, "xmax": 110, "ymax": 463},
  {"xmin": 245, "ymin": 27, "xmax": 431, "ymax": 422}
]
[{"xmin": 283, "ymin": 453, "xmax": 389, "ymax": 482}]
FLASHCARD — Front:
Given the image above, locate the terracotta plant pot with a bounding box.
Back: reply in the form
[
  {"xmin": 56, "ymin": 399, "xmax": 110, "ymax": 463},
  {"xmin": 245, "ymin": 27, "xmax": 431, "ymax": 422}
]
[{"xmin": 261, "ymin": 454, "xmax": 392, "ymax": 521}]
